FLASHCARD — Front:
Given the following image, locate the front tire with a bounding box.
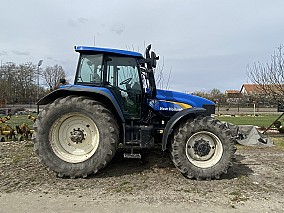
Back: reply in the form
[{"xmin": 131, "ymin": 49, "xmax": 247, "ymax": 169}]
[
  {"xmin": 170, "ymin": 116, "xmax": 236, "ymax": 180},
  {"xmin": 33, "ymin": 96, "xmax": 119, "ymax": 178}
]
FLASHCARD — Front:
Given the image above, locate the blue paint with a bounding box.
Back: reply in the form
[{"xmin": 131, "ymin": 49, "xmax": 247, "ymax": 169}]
[
  {"xmin": 148, "ymin": 99, "xmax": 184, "ymax": 111},
  {"xmin": 75, "ymin": 46, "xmax": 143, "ymax": 58},
  {"xmin": 62, "ymin": 84, "xmax": 115, "ymax": 96},
  {"xmin": 59, "ymin": 84, "xmax": 120, "ymax": 109},
  {"xmin": 149, "ymin": 89, "xmax": 215, "ymax": 112}
]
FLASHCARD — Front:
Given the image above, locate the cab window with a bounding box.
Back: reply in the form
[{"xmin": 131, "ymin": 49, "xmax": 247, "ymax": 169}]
[{"xmin": 76, "ymin": 54, "xmax": 103, "ymax": 84}]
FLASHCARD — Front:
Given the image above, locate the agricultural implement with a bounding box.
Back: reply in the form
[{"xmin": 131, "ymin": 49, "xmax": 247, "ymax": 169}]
[
  {"xmin": 227, "ymin": 105, "xmax": 284, "ymax": 147},
  {"xmin": 0, "ymin": 115, "xmax": 35, "ymax": 142},
  {"xmin": 228, "ymin": 123, "xmax": 273, "ymax": 146}
]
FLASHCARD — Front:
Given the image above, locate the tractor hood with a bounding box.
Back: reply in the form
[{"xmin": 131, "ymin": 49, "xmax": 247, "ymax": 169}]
[{"xmin": 148, "ymin": 89, "xmax": 215, "ymax": 113}]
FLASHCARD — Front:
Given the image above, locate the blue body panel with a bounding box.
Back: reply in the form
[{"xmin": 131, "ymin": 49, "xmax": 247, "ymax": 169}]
[
  {"xmin": 148, "ymin": 89, "xmax": 215, "ymax": 112},
  {"xmin": 57, "ymin": 84, "xmax": 125, "ymax": 121},
  {"xmin": 75, "ymin": 46, "xmax": 143, "ymax": 58},
  {"xmin": 60, "ymin": 84, "xmax": 114, "ymax": 96}
]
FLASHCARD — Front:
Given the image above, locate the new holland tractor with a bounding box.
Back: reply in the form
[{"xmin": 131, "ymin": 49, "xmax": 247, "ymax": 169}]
[{"xmin": 34, "ymin": 45, "xmax": 236, "ymax": 180}]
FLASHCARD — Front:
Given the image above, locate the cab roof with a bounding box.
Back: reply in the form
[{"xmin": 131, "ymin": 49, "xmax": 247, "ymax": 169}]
[{"xmin": 75, "ymin": 46, "xmax": 144, "ymax": 58}]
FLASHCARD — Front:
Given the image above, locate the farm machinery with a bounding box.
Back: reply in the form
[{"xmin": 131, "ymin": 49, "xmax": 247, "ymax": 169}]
[
  {"xmin": 0, "ymin": 115, "xmax": 15, "ymax": 142},
  {"xmin": 0, "ymin": 115, "xmax": 35, "ymax": 142},
  {"xmin": 33, "ymin": 44, "xmax": 239, "ymax": 180}
]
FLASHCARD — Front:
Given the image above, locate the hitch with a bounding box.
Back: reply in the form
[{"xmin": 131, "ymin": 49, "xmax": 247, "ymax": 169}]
[{"xmin": 262, "ymin": 112, "xmax": 284, "ymax": 135}]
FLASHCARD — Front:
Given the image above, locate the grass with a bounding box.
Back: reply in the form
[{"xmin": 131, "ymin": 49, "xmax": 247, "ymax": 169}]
[
  {"xmin": 217, "ymin": 114, "xmax": 284, "ymax": 128},
  {"xmin": 271, "ymin": 137, "xmax": 284, "ymax": 151}
]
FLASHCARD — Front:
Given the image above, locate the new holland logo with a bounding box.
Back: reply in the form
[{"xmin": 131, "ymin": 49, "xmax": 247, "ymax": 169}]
[{"xmin": 149, "ymin": 100, "xmax": 192, "ymax": 111}]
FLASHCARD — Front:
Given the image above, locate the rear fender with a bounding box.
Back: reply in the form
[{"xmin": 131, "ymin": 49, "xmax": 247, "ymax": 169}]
[
  {"xmin": 162, "ymin": 108, "xmax": 206, "ymax": 151},
  {"xmin": 37, "ymin": 87, "xmax": 125, "ymax": 123}
]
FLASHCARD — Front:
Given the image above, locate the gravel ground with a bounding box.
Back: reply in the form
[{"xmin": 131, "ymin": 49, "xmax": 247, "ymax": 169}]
[{"xmin": 1, "ymin": 139, "xmax": 284, "ymax": 212}]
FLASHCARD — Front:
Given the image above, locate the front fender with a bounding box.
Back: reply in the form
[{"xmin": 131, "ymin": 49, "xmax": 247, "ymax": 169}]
[{"xmin": 161, "ymin": 108, "xmax": 206, "ymax": 151}]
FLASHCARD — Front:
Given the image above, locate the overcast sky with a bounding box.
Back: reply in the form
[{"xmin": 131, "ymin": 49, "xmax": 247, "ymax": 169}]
[{"xmin": 1, "ymin": 0, "xmax": 284, "ymax": 92}]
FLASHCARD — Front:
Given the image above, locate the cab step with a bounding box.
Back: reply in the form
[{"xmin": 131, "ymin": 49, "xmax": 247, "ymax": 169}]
[{"xmin": 123, "ymin": 153, "xmax": 141, "ymax": 159}]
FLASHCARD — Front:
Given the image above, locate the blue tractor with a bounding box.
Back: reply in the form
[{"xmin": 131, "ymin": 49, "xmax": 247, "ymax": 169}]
[{"xmin": 34, "ymin": 45, "xmax": 236, "ymax": 180}]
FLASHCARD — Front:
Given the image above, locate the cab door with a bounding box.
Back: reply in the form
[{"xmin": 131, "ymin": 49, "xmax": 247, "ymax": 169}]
[{"xmin": 105, "ymin": 56, "xmax": 142, "ymax": 119}]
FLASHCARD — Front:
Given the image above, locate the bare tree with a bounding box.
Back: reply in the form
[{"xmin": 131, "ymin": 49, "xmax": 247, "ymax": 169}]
[
  {"xmin": 0, "ymin": 62, "xmax": 67, "ymax": 103},
  {"xmin": 152, "ymin": 56, "xmax": 174, "ymax": 90},
  {"xmin": 193, "ymin": 88, "xmax": 226, "ymax": 104},
  {"xmin": 43, "ymin": 64, "xmax": 66, "ymax": 91},
  {"xmin": 210, "ymin": 88, "xmax": 226, "ymax": 104},
  {"xmin": 153, "ymin": 56, "xmax": 165, "ymax": 89},
  {"xmin": 247, "ymin": 45, "xmax": 284, "ymax": 102},
  {"xmin": 0, "ymin": 62, "xmax": 37, "ymax": 103},
  {"xmin": 16, "ymin": 62, "xmax": 36, "ymax": 102}
]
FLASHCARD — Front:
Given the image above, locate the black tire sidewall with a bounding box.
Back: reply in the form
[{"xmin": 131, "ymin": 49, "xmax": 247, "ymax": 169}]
[
  {"xmin": 171, "ymin": 117, "xmax": 235, "ymax": 179},
  {"xmin": 35, "ymin": 97, "xmax": 118, "ymax": 177}
]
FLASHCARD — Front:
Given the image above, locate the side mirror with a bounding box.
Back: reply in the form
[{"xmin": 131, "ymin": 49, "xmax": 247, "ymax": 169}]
[
  {"xmin": 151, "ymin": 51, "xmax": 159, "ymax": 68},
  {"xmin": 145, "ymin": 44, "xmax": 151, "ymax": 59},
  {"xmin": 144, "ymin": 44, "xmax": 159, "ymax": 69}
]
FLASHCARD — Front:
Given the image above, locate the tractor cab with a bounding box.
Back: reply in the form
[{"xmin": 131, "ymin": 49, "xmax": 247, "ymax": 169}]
[{"xmin": 73, "ymin": 45, "xmax": 159, "ymax": 120}]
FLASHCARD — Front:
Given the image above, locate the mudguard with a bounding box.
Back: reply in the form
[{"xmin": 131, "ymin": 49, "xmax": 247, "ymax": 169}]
[
  {"xmin": 37, "ymin": 85, "xmax": 125, "ymax": 123},
  {"xmin": 161, "ymin": 107, "xmax": 206, "ymax": 151}
]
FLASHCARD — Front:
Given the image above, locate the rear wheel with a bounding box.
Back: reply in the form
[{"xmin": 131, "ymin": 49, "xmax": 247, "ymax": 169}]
[
  {"xmin": 170, "ymin": 116, "xmax": 236, "ymax": 180},
  {"xmin": 34, "ymin": 96, "xmax": 119, "ymax": 178}
]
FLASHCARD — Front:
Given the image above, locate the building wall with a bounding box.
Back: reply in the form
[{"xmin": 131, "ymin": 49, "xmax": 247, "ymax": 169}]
[{"xmin": 0, "ymin": 99, "xmax": 6, "ymax": 108}]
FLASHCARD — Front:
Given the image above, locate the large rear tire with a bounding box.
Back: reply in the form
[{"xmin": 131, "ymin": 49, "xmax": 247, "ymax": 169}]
[
  {"xmin": 33, "ymin": 96, "xmax": 119, "ymax": 178},
  {"xmin": 170, "ymin": 116, "xmax": 236, "ymax": 180}
]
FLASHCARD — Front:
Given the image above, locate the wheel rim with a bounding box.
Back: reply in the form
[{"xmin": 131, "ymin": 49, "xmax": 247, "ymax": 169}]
[
  {"xmin": 185, "ymin": 131, "xmax": 223, "ymax": 168},
  {"xmin": 49, "ymin": 112, "xmax": 100, "ymax": 163}
]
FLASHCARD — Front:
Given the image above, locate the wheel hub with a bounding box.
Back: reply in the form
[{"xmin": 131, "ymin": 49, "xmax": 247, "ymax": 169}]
[
  {"xmin": 185, "ymin": 131, "xmax": 224, "ymax": 168},
  {"xmin": 193, "ymin": 139, "xmax": 211, "ymax": 157},
  {"xmin": 70, "ymin": 128, "xmax": 85, "ymax": 143}
]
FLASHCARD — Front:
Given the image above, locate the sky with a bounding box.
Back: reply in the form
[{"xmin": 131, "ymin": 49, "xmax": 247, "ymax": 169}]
[{"xmin": 1, "ymin": 0, "xmax": 284, "ymax": 93}]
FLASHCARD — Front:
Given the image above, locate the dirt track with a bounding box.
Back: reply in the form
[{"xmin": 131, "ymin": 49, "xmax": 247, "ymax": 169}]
[{"xmin": 1, "ymin": 140, "xmax": 284, "ymax": 212}]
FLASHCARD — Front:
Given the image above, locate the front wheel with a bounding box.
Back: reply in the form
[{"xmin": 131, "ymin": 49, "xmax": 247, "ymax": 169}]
[{"xmin": 170, "ymin": 116, "xmax": 236, "ymax": 180}]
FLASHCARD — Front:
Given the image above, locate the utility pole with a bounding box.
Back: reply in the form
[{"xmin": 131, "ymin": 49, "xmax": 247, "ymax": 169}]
[{"xmin": 37, "ymin": 59, "xmax": 43, "ymax": 101}]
